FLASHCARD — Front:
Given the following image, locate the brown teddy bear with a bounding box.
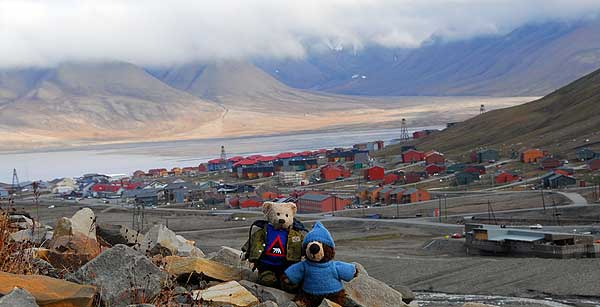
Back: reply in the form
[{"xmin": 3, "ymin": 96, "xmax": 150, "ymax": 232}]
[
  {"xmin": 242, "ymin": 202, "xmax": 305, "ymax": 290},
  {"xmin": 282, "ymin": 222, "xmax": 357, "ymax": 307}
]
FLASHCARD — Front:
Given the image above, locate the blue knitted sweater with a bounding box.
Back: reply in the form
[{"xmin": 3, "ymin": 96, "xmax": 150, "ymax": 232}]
[{"xmin": 284, "ymin": 260, "xmax": 356, "ymax": 295}]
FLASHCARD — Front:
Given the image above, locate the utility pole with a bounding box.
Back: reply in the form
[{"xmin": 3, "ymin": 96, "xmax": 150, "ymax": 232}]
[{"xmin": 540, "ymin": 181, "xmax": 546, "ymax": 211}]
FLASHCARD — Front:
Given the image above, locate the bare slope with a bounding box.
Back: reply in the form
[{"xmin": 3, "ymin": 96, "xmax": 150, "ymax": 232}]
[
  {"xmin": 405, "ymin": 67, "xmax": 600, "ymax": 156},
  {"xmin": 0, "ymin": 62, "xmax": 224, "ymax": 143},
  {"xmin": 261, "ymin": 20, "xmax": 600, "ymax": 97},
  {"xmin": 156, "ymin": 61, "xmax": 376, "ymax": 113}
]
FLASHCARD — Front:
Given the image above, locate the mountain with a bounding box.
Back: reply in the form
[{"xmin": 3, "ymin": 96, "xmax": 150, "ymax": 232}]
[
  {"xmin": 0, "ymin": 62, "xmax": 224, "ymax": 143},
  {"xmin": 151, "ymin": 61, "xmax": 375, "ymax": 113},
  {"xmin": 258, "ymin": 20, "xmax": 600, "ymax": 97},
  {"xmin": 399, "ymin": 67, "xmax": 600, "ymax": 157}
]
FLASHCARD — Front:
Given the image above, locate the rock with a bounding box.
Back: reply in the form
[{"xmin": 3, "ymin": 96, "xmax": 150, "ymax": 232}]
[
  {"xmin": 462, "ymin": 304, "xmax": 498, "ymax": 307},
  {"xmin": 164, "ymin": 256, "xmax": 245, "ymax": 282},
  {"xmin": 0, "ymin": 271, "xmax": 96, "ymax": 307},
  {"xmin": 30, "ymin": 258, "xmax": 60, "ymax": 278},
  {"xmin": 141, "ymin": 224, "xmax": 204, "ymax": 257},
  {"xmin": 97, "ymin": 223, "xmax": 144, "ymax": 246},
  {"xmin": 192, "ymin": 281, "xmax": 259, "ymax": 307},
  {"xmin": 8, "ymin": 215, "xmax": 35, "ymax": 230},
  {"xmin": 238, "ymin": 280, "xmax": 294, "ymax": 306},
  {"xmin": 127, "ymin": 305, "xmax": 155, "ymax": 307},
  {"xmin": 9, "ymin": 228, "xmax": 49, "ymax": 244},
  {"xmin": 68, "ymin": 244, "xmax": 166, "ymax": 307},
  {"xmin": 53, "ymin": 208, "xmax": 96, "ymax": 240},
  {"xmin": 344, "ymin": 263, "xmax": 408, "ymax": 307},
  {"xmin": 0, "ymin": 287, "xmax": 39, "ymax": 307},
  {"xmin": 258, "ymin": 301, "xmax": 279, "ymax": 307},
  {"xmin": 210, "ymin": 246, "xmax": 252, "ymax": 269},
  {"xmin": 318, "ymin": 299, "xmax": 342, "ymax": 307},
  {"xmin": 47, "ymin": 234, "xmax": 101, "ymax": 270}
]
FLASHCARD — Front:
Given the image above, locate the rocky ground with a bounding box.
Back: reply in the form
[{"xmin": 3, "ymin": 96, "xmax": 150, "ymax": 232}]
[{"xmin": 3, "ymin": 202, "xmax": 600, "ymax": 306}]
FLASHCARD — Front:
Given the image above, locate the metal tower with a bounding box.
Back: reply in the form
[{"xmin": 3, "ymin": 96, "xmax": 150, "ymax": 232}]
[
  {"xmin": 480, "ymin": 104, "xmax": 486, "ymax": 114},
  {"xmin": 400, "ymin": 118, "xmax": 410, "ymax": 141},
  {"xmin": 11, "ymin": 168, "xmax": 20, "ymax": 190},
  {"xmin": 220, "ymin": 145, "xmax": 227, "ymax": 161}
]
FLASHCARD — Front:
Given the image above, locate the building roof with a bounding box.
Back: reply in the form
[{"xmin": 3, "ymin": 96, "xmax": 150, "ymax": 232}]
[
  {"xmin": 300, "ymin": 193, "xmax": 332, "ymax": 202},
  {"xmin": 276, "ymin": 152, "xmax": 297, "ymax": 159},
  {"xmin": 233, "ymin": 159, "xmax": 258, "ymax": 167}
]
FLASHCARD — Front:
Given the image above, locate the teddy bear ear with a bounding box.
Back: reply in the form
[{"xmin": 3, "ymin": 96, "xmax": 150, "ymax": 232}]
[
  {"xmin": 289, "ymin": 202, "xmax": 297, "ymax": 214},
  {"xmin": 262, "ymin": 202, "xmax": 273, "ymax": 215}
]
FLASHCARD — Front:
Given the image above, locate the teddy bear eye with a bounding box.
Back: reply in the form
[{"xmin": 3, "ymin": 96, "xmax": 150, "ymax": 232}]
[
  {"xmin": 277, "ymin": 213, "xmax": 280, "ymax": 216},
  {"xmin": 285, "ymin": 214, "xmax": 288, "ymax": 217}
]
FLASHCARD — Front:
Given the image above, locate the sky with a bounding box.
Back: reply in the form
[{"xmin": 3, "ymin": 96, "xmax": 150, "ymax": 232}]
[{"xmin": 1, "ymin": 0, "xmax": 600, "ymax": 68}]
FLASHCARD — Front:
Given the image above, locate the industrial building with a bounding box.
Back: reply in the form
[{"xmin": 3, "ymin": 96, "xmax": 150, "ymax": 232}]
[{"xmin": 465, "ymin": 224, "xmax": 599, "ymax": 258}]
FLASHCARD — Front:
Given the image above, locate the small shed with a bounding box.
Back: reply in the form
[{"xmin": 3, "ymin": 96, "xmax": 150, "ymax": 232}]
[
  {"xmin": 495, "ymin": 172, "xmax": 519, "ymax": 184},
  {"xmin": 521, "ymin": 149, "xmax": 545, "ymax": 163},
  {"xmin": 425, "ymin": 164, "xmax": 446, "ymax": 176},
  {"xmin": 477, "ymin": 149, "xmax": 500, "ymax": 163},
  {"xmin": 425, "ymin": 151, "xmax": 445, "ymax": 165},
  {"xmin": 402, "ymin": 149, "xmax": 425, "ymax": 163},
  {"xmin": 540, "ymin": 157, "xmax": 562, "ymax": 170},
  {"xmin": 383, "ymin": 173, "xmax": 400, "ymax": 185},
  {"xmin": 364, "ymin": 166, "xmax": 385, "ymax": 181},
  {"xmin": 455, "ymin": 172, "xmax": 479, "ymax": 185},
  {"xmin": 576, "ymin": 148, "xmax": 596, "ymax": 161},
  {"xmin": 588, "ymin": 159, "xmax": 600, "ymax": 171}
]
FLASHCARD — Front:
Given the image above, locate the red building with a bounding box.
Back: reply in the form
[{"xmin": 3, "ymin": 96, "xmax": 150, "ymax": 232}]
[
  {"xmin": 320, "ymin": 165, "xmax": 351, "ymax": 181},
  {"xmin": 383, "ymin": 173, "xmax": 400, "ymax": 185},
  {"xmin": 404, "ymin": 172, "xmax": 423, "ymax": 184},
  {"xmin": 240, "ymin": 197, "xmax": 263, "ymax": 208},
  {"xmin": 425, "ymin": 164, "xmax": 446, "ymax": 176},
  {"xmin": 133, "ymin": 170, "xmax": 146, "ymax": 178},
  {"xmin": 464, "ymin": 165, "xmax": 486, "ymax": 175},
  {"xmin": 588, "ymin": 159, "xmax": 600, "ymax": 171},
  {"xmin": 402, "ymin": 149, "xmax": 425, "ymax": 163},
  {"xmin": 198, "ymin": 164, "xmax": 207, "ymax": 172},
  {"xmin": 413, "ymin": 131, "xmax": 428, "ymax": 139},
  {"xmin": 425, "ymin": 151, "xmax": 445, "ymax": 165},
  {"xmin": 495, "ymin": 172, "xmax": 519, "ymax": 184},
  {"xmin": 364, "ymin": 166, "xmax": 385, "ymax": 181},
  {"xmin": 540, "ymin": 157, "xmax": 562, "ymax": 170},
  {"xmin": 297, "ymin": 193, "xmax": 352, "ymax": 213}
]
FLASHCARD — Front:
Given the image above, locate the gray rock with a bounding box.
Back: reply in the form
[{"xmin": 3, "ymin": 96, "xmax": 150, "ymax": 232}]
[
  {"xmin": 97, "ymin": 223, "xmax": 143, "ymax": 246},
  {"xmin": 209, "ymin": 246, "xmax": 251, "ymax": 268},
  {"xmin": 258, "ymin": 301, "xmax": 279, "ymax": 307},
  {"xmin": 68, "ymin": 244, "xmax": 167, "ymax": 307},
  {"xmin": 0, "ymin": 288, "xmax": 39, "ymax": 307},
  {"xmin": 238, "ymin": 280, "xmax": 294, "ymax": 306},
  {"xmin": 141, "ymin": 224, "xmax": 204, "ymax": 257},
  {"xmin": 30, "ymin": 258, "xmax": 60, "ymax": 278},
  {"xmin": 10, "ymin": 228, "xmax": 48, "ymax": 244},
  {"xmin": 344, "ymin": 263, "xmax": 408, "ymax": 307}
]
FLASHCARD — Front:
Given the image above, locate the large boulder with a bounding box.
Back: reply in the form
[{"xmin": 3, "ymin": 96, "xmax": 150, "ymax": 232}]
[
  {"xmin": 0, "ymin": 271, "xmax": 96, "ymax": 307},
  {"xmin": 239, "ymin": 280, "xmax": 294, "ymax": 306},
  {"xmin": 68, "ymin": 244, "xmax": 166, "ymax": 307},
  {"xmin": 47, "ymin": 234, "xmax": 102, "ymax": 271},
  {"xmin": 164, "ymin": 256, "xmax": 249, "ymax": 282},
  {"xmin": 192, "ymin": 281, "xmax": 259, "ymax": 307},
  {"xmin": 97, "ymin": 223, "xmax": 144, "ymax": 246},
  {"xmin": 319, "ymin": 300, "xmax": 342, "ymax": 307},
  {"xmin": 53, "ymin": 208, "xmax": 96, "ymax": 240},
  {"xmin": 10, "ymin": 228, "xmax": 50, "ymax": 244},
  {"xmin": 209, "ymin": 246, "xmax": 252, "ymax": 269},
  {"xmin": 344, "ymin": 263, "xmax": 410, "ymax": 307},
  {"xmin": 141, "ymin": 224, "xmax": 204, "ymax": 257},
  {"xmin": 0, "ymin": 288, "xmax": 38, "ymax": 307}
]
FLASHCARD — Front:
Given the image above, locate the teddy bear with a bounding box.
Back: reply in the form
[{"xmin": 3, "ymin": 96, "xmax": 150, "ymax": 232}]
[
  {"xmin": 282, "ymin": 221, "xmax": 357, "ymax": 307},
  {"xmin": 242, "ymin": 202, "xmax": 305, "ymax": 290}
]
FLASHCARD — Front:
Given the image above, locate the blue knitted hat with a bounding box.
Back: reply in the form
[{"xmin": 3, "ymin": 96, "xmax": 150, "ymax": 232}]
[{"xmin": 304, "ymin": 221, "xmax": 335, "ymax": 247}]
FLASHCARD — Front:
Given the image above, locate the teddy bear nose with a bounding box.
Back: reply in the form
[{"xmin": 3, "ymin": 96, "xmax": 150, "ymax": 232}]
[
  {"xmin": 278, "ymin": 219, "xmax": 286, "ymax": 224},
  {"xmin": 309, "ymin": 244, "xmax": 320, "ymax": 255}
]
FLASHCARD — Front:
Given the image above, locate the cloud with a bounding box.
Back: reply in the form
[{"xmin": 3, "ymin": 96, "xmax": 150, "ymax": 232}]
[{"xmin": 0, "ymin": 0, "xmax": 599, "ymax": 68}]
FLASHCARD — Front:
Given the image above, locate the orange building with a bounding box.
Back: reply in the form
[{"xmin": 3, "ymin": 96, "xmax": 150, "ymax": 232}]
[{"xmin": 521, "ymin": 149, "xmax": 545, "ymax": 163}]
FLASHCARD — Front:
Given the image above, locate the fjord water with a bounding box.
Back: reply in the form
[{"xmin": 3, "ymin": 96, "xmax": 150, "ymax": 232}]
[{"xmin": 0, "ymin": 126, "xmax": 442, "ymax": 182}]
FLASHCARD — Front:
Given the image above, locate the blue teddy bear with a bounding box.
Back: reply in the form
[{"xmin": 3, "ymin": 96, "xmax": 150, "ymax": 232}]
[{"xmin": 283, "ymin": 221, "xmax": 357, "ymax": 307}]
